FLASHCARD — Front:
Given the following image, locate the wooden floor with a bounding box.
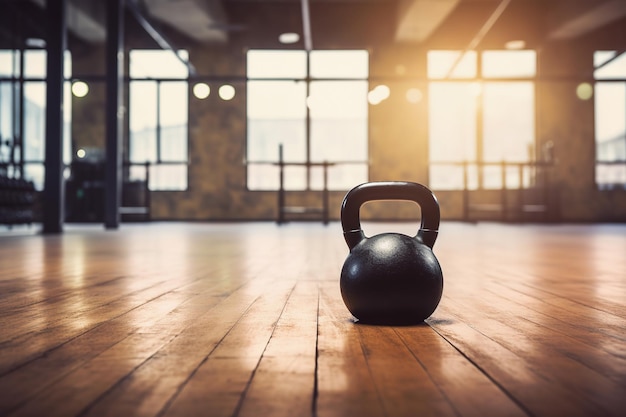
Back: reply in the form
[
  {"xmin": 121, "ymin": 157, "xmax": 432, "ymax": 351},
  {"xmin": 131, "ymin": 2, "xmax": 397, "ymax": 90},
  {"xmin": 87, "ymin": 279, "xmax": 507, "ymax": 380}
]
[{"xmin": 0, "ymin": 221, "xmax": 625, "ymax": 417}]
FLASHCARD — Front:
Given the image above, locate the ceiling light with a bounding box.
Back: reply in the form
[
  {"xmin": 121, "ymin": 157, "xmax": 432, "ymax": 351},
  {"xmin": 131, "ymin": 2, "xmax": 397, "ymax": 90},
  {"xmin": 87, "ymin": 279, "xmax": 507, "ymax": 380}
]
[
  {"xmin": 193, "ymin": 83, "xmax": 210, "ymax": 99},
  {"xmin": 279, "ymin": 32, "xmax": 300, "ymax": 44},
  {"xmin": 219, "ymin": 85, "xmax": 236, "ymax": 101},
  {"xmin": 368, "ymin": 85, "xmax": 391, "ymax": 105},
  {"xmin": 576, "ymin": 83, "xmax": 593, "ymax": 101},
  {"xmin": 26, "ymin": 38, "xmax": 46, "ymax": 48},
  {"xmin": 505, "ymin": 40, "xmax": 526, "ymax": 50},
  {"xmin": 71, "ymin": 81, "xmax": 89, "ymax": 98},
  {"xmin": 406, "ymin": 88, "xmax": 423, "ymax": 104}
]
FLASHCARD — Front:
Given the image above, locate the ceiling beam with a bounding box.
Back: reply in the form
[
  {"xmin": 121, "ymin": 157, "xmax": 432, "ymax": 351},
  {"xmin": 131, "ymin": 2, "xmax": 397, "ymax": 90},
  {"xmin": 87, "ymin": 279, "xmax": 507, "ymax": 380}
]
[
  {"xmin": 30, "ymin": 0, "xmax": 106, "ymax": 43},
  {"xmin": 142, "ymin": 0, "xmax": 228, "ymax": 43},
  {"xmin": 395, "ymin": 0, "xmax": 460, "ymax": 43},
  {"xmin": 126, "ymin": 0, "xmax": 197, "ymax": 75},
  {"xmin": 301, "ymin": 0, "xmax": 313, "ymax": 51},
  {"xmin": 444, "ymin": 0, "xmax": 513, "ymax": 79},
  {"xmin": 548, "ymin": 0, "xmax": 626, "ymax": 40},
  {"xmin": 594, "ymin": 50, "xmax": 626, "ymax": 71}
]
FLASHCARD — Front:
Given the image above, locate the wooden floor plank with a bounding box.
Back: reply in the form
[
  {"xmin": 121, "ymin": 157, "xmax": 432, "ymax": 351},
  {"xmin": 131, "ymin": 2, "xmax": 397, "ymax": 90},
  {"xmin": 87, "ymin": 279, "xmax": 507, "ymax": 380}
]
[
  {"xmin": 357, "ymin": 324, "xmax": 457, "ymax": 417},
  {"xmin": 315, "ymin": 282, "xmax": 387, "ymax": 417},
  {"xmin": 1, "ymin": 222, "xmax": 625, "ymax": 417},
  {"xmin": 0, "ymin": 275, "xmax": 223, "ymax": 375},
  {"xmin": 434, "ymin": 302, "xmax": 625, "ymax": 417},
  {"xmin": 441, "ymin": 293, "xmax": 626, "ymax": 416},
  {"xmin": 430, "ymin": 308, "xmax": 601, "ymax": 417},
  {"xmin": 158, "ymin": 278, "xmax": 298, "ymax": 417},
  {"xmin": 486, "ymin": 281, "xmax": 626, "ymax": 363},
  {"xmin": 8, "ymin": 332, "xmax": 174, "ymax": 417},
  {"xmin": 236, "ymin": 280, "xmax": 319, "ymax": 417},
  {"xmin": 4, "ymin": 270, "xmax": 286, "ymax": 417},
  {"xmin": 395, "ymin": 323, "xmax": 528, "ymax": 417}
]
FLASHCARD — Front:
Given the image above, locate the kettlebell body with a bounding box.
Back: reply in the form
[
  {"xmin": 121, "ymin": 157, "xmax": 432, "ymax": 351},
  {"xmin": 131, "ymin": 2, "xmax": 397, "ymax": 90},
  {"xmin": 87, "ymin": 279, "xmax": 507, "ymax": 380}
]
[{"xmin": 340, "ymin": 182, "xmax": 443, "ymax": 325}]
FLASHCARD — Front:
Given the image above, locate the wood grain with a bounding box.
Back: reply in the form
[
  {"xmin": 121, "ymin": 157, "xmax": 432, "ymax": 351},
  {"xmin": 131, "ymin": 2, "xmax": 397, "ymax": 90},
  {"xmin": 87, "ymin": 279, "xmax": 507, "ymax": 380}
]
[{"xmin": 0, "ymin": 221, "xmax": 625, "ymax": 417}]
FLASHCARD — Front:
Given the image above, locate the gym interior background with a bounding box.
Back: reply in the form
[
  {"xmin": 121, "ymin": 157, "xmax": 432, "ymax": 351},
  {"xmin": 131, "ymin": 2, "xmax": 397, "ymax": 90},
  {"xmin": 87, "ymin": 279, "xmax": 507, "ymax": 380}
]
[
  {"xmin": 1, "ymin": 0, "xmax": 625, "ymax": 228},
  {"xmin": 1, "ymin": 2, "xmax": 626, "ymax": 417}
]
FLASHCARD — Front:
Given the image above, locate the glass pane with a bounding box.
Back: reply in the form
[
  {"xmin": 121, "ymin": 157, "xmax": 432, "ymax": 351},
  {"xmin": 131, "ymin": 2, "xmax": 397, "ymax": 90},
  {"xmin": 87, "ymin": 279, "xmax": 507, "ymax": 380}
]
[
  {"xmin": 504, "ymin": 165, "xmax": 522, "ymax": 189},
  {"xmin": 23, "ymin": 163, "xmax": 44, "ymax": 190},
  {"xmin": 130, "ymin": 81, "xmax": 157, "ymax": 162},
  {"xmin": 283, "ymin": 165, "xmax": 307, "ymax": 190},
  {"xmin": 129, "ymin": 164, "xmax": 148, "ymax": 182},
  {"xmin": 247, "ymin": 81, "xmax": 307, "ymax": 120},
  {"xmin": 595, "ymin": 51, "xmax": 617, "ymax": 68},
  {"xmin": 23, "ymin": 82, "xmax": 46, "ymax": 161},
  {"xmin": 429, "ymin": 164, "xmax": 465, "ymax": 190},
  {"xmin": 161, "ymin": 125, "xmax": 187, "ymax": 162},
  {"xmin": 247, "ymin": 50, "xmax": 307, "ymax": 79},
  {"xmin": 310, "ymin": 163, "xmax": 367, "ymax": 191},
  {"xmin": 63, "ymin": 81, "xmax": 72, "ymax": 165},
  {"xmin": 159, "ymin": 82, "xmax": 188, "ymax": 162},
  {"xmin": 428, "ymin": 82, "xmax": 477, "ymax": 162},
  {"xmin": 130, "ymin": 81, "xmax": 158, "ymax": 131},
  {"xmin": 247, "ymin": 119, "xmax": 306, "ymax": 163},
  {"xmin": 596, "ymin": 163, "xmax": 626, "ymax": 188},
  {"xmin": 482, "ymin": 50, "xmax": 536, "ymax": 78},
  {"xmin": 482, "ymin": 165, "xmax": 503, "ymax": 189},
  {"xmin": 0, "ymin": 50, "xmax": 18, "ymax": 76},
  {"xmin": 64, "ymin": 50, "xmax": 72, "ymax": 79},
  {"xmin": 160, "ymin": 82, "xmax": 187, "ymax": 126},
  {"xmin": 247, "ymin": 163, "xmax": 280, "ymax": 190},
  {"xmin": 24, "ymin": 50, "xmax": 46, "ymax": 78},
  {"xmin": 595, "ymin": 82, "xmax": 626, "ymax": 160},
  {"xmin": 310, "ymin": 50, "xmax": 368, "ymax": 79},
  {"xmin": 310, "ymin": 81, "xmax": 368, "ymax": 162},
  {"xmin": 594, "ymin": 51, "xmax": 626, "ymax": 79},
  {"xmin": 130, "ymin": 50, "xmax": 189, "ymax": 78},
  {"xmin": 427, "ymin": 50, "xmax": 476, "ymax": 79},
  {"xmin": 247, "ymin": 81, "xmax": 307, "ymax": 162},
  {"xmin": 482, "ymin": 82, "xmax": 534, "ymax": 162},
  {"xmin": 150, "ymin": 164, "xmax": 187, "ymax": 190},
  {"xmin": 0, "ymin": 82, "xmax": 15, "ymax": 145}
]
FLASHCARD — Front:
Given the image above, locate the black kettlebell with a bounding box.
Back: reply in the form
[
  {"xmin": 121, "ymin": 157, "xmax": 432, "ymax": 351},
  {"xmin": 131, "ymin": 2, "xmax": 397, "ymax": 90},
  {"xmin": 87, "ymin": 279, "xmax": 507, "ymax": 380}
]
[{"xmin": 340, "ymin": 181, "xmax": 443, "ymax": 325}]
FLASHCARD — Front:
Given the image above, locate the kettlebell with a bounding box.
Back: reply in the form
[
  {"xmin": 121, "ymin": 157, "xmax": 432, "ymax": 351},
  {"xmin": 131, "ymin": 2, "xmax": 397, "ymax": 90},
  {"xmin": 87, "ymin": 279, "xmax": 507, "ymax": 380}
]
[{"xmin": 340, "ymin": 181, "xmax": 443, "ymax": 325}]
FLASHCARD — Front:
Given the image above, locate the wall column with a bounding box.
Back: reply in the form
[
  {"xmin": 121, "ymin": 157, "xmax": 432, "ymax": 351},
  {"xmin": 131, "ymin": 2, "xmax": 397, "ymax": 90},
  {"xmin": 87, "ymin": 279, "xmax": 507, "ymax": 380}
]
[
  {"xmin": 104, "ymin": 0, "xmax": 124, "ymax": 229},
  {"xmin": 42, "ymin": 0, "xmax": 67, "ymax": 234}
]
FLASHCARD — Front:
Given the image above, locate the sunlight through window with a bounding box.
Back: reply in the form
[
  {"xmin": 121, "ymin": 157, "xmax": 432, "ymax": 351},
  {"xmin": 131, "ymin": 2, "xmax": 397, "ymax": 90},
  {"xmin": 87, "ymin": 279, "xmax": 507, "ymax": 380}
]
[
  {"xmin": 246, "ymin": 49, "xmax": 368, "ymax": 191},
  {"xmin": 428, "ymin": 50, "xmax": 536, "ymax": 190},
  {"xmin": 594, "ymin": 50, "xmax": 626, "ymax": 188},
  {"xmin": 129, "ymin": 50, "xmax": 189, "ymax": 191}
]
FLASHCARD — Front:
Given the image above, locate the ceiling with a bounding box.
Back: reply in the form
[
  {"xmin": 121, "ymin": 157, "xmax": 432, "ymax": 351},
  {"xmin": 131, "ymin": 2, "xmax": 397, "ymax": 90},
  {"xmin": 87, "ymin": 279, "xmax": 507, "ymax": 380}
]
[{"xmin": 2, "ymin": 0, "xmax": 626, "ymax": 51}]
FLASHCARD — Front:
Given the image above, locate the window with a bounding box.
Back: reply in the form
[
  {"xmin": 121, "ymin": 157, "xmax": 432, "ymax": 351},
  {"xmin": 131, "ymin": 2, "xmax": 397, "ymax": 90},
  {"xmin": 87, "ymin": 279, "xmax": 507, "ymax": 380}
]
[
  {"xmin": 0, "ymin": 49, "xmax": 71, "ymax": 190},
  {"xmin": 246, "ymin": 49, "xmax": 368, "ymax": 191},
  {"xmin": 428, "ymin": 50, "xmax": 536, "ymax": 190},
  {"xmin": 594, "ymin": 51, "xmax": 626, "ymax": 189},
  {"xmin": 129, "ymin": 50, "xmax": 189, "ymax": 191}
]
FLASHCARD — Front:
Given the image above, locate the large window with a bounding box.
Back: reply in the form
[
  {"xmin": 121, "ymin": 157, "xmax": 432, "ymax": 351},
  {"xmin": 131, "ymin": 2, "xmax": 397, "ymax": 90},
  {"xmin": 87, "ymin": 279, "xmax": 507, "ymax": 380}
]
[
  {"xmin": 428, "ymin": 50, "xmax": 536, "ymax": 190},
  {"xmin": 0, "ymin": 49, "xmax": 71, "ymax": 190},
  {"xmin": 594, "ymin": 51, "xmax": 626, "ymax": 189},
  {"xmin": 246, "ymin": 50, "xmax": 368, "ymax": 191},
  {"xmin": 129, "ymin": 50, "xmax": 189, "ymax": 191}
]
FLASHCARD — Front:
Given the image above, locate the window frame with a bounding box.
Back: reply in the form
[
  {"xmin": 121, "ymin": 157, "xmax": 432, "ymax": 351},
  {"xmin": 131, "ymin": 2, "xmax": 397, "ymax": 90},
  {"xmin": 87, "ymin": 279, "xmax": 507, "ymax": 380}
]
[
  {"xmin": 427, "ymin": 49, "xmax": 537, "ymax": 191},
  {"xmin": 128, "ymin": 49, "xmax": 190, "ymax": 192},
  {"xmin": 245, "ymin": 49, "xmax": 369, "ymax": 192},
  {"xmin": 594, "ymin": 50, "xmax": 626, "ymax": 190}
]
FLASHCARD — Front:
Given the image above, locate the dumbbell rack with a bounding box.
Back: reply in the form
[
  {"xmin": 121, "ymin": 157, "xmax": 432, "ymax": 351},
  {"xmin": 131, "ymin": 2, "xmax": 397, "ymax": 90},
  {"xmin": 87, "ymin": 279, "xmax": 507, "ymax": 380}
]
[{"xmin": 0, "ymin": 175, "xmax": 36, "ymax": 226}]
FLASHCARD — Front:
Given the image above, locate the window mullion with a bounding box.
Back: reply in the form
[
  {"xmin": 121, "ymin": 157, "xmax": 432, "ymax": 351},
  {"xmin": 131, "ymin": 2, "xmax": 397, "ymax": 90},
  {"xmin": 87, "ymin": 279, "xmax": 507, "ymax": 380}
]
[
  {"xmin": 156, "ymin": 80, "xmax": 161, "ymax": 164},
  {"xmin": 305, "ymin": 51, "xmax": 311, "ymax": 190}
]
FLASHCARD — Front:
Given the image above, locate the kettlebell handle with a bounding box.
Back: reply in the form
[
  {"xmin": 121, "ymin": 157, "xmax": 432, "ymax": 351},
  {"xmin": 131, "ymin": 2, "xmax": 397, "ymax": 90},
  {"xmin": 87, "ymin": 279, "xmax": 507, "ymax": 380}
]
[{"xmin": 341, "ymin": 181, "xmax": 440, "ymax": 250}]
